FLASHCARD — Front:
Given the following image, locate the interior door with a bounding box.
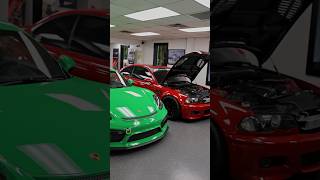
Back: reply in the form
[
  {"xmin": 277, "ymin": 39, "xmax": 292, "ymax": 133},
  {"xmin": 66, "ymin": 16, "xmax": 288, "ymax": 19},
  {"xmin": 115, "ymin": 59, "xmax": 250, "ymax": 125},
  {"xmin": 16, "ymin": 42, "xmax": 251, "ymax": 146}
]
[{"xmin": 153, "ymin": 43, "xmax": 168, "ymax": 66}]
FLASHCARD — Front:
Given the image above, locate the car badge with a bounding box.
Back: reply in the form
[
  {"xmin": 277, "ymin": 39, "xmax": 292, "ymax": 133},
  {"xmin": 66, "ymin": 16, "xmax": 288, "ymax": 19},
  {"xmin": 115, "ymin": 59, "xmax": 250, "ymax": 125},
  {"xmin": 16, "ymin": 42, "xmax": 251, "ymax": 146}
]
[
  {"xmin": 89, "ymin": 153, "xmax": 101, "ymax": 161},
  {"xmin": 125, "ymin": 128, "xmax": 132, "ymax": 134}
]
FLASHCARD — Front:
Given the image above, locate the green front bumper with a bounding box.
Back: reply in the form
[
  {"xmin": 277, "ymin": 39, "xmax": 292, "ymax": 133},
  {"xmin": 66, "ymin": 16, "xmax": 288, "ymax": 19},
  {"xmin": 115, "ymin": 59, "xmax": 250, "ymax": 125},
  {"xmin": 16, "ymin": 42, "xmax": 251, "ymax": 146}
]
[{"xmin": 111, "ymin": 109, "xmax": 168, "ymax": 150}]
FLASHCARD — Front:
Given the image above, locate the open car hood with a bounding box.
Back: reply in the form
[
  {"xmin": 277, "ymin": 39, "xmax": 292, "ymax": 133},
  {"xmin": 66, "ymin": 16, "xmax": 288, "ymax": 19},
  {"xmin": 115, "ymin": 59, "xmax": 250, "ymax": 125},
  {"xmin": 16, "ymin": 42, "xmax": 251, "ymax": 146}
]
[
  {"xmin": 212, "ymin": 0, "xmax": 312, "ymax": 64},
  {"xmin": 163, "ymin": 52, "xmax": 208, "ymax": 82}
]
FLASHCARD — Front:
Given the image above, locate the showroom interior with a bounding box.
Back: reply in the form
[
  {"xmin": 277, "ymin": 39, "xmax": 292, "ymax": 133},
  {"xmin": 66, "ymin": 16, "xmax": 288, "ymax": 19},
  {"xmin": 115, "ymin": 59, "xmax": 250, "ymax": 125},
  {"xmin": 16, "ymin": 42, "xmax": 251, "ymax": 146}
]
[{"xmin": 110, "ymin": 0, "xmax": 210, "ymax": 180}]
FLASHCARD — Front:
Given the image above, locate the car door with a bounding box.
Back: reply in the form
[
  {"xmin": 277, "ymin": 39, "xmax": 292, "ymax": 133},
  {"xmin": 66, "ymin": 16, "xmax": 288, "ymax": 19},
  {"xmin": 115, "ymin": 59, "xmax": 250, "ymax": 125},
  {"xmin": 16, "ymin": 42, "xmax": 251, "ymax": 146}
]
[{"xmin": 69, "ymin": 15, "xmax": 108, "ymax": 83}]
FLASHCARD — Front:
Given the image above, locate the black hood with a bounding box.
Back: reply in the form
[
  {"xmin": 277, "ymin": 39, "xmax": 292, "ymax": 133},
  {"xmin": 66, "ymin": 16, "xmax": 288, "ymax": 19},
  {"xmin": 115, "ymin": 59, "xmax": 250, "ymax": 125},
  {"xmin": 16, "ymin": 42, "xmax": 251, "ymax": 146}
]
[
  {"xmin": 163, "ymin": 52, "xmax": 208, "ymax": 82},
  {"xmin": 211, "ymin": 0, "xmax": 312, "ymax": 64}
]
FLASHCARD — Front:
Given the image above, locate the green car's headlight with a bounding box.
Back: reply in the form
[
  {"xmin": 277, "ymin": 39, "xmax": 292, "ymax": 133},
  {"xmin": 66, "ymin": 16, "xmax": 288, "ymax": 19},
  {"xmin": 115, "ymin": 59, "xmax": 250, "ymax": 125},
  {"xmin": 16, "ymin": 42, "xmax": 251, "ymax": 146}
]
[
  {"xmin": 153, "ymin": 94, "xmax": 163, "ymax": 109},
  {"xmin": 239, "ymin": 114, "xmax": 297, "ymax": 132},
  {"xmin": 185, "ymin": 97, "xmax": 199, "ymax": 104}
]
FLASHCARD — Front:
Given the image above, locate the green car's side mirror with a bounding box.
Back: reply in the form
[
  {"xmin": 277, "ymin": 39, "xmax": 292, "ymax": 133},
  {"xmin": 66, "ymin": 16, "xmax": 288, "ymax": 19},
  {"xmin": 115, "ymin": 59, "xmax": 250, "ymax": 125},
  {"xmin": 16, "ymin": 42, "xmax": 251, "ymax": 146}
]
[
  {"xmin": 127, "ymin": 79, "xmax": 134, "ymax": 86},
  {"xmin": 58, "ymin": 55, "xmax": 76, "ymax": 72}
]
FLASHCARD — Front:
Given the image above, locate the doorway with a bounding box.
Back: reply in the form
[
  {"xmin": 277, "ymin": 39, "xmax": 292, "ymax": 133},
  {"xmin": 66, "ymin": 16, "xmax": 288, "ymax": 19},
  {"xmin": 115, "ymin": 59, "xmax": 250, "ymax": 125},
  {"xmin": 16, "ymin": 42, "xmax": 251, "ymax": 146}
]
[{"xmin": 153, "ymin": 43, "xmax": 168, "ymax": 66}]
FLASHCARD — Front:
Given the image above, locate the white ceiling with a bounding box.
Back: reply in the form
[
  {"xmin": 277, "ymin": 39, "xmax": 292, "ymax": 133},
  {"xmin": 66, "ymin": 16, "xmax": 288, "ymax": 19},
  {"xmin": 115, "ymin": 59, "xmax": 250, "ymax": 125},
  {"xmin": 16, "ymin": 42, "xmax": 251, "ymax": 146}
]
[{"xmin": 110, "ymin": 0, "xmax": 210, "ymax": 41}]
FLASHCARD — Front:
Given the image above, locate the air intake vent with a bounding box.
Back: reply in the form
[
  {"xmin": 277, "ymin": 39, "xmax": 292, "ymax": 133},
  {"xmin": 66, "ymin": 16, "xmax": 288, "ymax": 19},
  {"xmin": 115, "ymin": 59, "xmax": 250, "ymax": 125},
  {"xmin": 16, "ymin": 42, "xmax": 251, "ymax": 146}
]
[
  {"xmin": 190, "ymin": 11, "xmax": 210, "ymax": 20},
  {"xmin": 167, "ymin": 23, "xmax": 189, "ymax": 28},
  {"xmin": 120, "ymin": 30, "xmax": 133, "ymax": 34}
]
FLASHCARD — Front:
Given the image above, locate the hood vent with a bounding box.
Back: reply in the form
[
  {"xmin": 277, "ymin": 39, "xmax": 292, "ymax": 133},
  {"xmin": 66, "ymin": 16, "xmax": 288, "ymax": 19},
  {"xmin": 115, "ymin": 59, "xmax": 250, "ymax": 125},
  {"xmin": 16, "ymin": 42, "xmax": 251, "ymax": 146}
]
[{"xmin": 190, "ymin": 11, "xmax": 210, "ymax": 20}]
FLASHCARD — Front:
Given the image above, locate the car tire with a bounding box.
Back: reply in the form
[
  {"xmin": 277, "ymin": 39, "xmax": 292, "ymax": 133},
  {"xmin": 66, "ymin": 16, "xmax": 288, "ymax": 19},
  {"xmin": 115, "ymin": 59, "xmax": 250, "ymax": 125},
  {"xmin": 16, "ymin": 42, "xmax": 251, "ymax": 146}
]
[
  {"xmin": 163, "ymin": 97, "xmax": 180, "ymax": 121},
  {"xmin": 212, "ymin": 122, "xmax": 229, "ymax": 179}
]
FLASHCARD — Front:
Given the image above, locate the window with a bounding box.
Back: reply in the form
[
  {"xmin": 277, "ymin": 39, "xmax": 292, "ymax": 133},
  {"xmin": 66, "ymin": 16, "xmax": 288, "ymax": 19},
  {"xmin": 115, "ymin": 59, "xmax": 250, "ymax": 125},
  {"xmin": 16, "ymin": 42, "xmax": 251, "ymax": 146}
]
[
  {"xmin": 132, "ymin": 66, "xmax": 153, "ymax": 80},
  {"xmin": 121, "ymin": 66, "xmax": 133, "ymax": 76},
  {"xmin": 70, "ymin": 16, "xmax": 108, "ymax": 59},
  {"xmin": 33, "ymin": 15, "xmax": 78, "ymax": 49}
]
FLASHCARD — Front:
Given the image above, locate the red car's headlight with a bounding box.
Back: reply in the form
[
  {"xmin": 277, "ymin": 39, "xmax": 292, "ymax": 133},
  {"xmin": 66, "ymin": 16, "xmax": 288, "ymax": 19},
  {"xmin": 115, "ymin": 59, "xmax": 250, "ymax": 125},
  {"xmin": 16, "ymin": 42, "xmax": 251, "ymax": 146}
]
[{"xmin": 239, "ymin": 114, "xmax": 297, "ymax": 132}]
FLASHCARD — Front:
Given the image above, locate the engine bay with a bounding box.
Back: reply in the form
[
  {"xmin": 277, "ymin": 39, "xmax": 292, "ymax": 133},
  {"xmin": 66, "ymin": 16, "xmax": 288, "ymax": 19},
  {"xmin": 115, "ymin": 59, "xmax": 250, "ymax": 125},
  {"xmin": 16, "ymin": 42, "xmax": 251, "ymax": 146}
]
[{"xmin": 215, "ymin": 69, "xmax": 320, "ymax": 131}]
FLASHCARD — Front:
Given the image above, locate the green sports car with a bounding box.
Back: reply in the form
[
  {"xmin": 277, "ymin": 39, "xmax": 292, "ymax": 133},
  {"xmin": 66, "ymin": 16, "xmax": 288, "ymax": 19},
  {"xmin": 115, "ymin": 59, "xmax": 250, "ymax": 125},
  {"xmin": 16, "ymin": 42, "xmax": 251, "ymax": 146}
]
[
  {"xmin": 0, "ymin": 22, "xmax": 109, "ymax": 179},
  {"xmin": 110, "ymin": 69, "xmax": 169, "ymax": 150}
]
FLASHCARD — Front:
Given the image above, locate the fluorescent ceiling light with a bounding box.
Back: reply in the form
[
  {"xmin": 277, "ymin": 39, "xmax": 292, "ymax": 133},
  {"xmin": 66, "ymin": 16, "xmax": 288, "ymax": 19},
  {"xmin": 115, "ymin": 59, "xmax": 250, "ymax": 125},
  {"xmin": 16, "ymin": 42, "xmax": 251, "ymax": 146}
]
[
  {"xmin": 125, "ymin": 7, "xmax": 180, "ymax": 21},
  {"xmin": 194, "ymin": 0, "xmax": 210, "ymax": 8},
  {"xmin": 110, "ymin": 24, "xmax": 115, "ymax": 28},
  {"xmin": 131, "ymin": 32, "xmax": 160, "ymax": 36},
  {"xmin": 179, "ymin": 27, "xmax": 210, "ymax": 32}
]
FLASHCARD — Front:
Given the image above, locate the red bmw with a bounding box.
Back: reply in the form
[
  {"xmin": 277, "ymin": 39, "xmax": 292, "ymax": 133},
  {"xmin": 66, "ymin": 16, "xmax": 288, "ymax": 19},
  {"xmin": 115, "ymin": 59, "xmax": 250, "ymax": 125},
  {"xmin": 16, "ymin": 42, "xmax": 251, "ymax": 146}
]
[
  {"xmin": 120, "ymin": 52, "xmax": 210, "ymax": 121},
  {"xmin": 211, "ymin": 0, "xmax": 320, "ymax": 179}
]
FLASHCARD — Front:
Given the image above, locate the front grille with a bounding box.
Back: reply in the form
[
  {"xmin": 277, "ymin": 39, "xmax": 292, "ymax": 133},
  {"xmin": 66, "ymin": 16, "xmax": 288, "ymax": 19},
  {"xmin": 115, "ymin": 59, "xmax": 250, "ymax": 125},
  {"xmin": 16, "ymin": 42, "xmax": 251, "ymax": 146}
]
[
  {"xmin": 301, "ymin": 150, "xmax": 320, "ymax": 166},
  {"xmin": 128, "ymin": 128, "xmax": 161, "ymax": 142},
  {"xmin": 161, "ymin": 117, "xmax": 168, "ymax": 128},
  {"xmin": 111, "ymin": 130, "xmax": 125, "ymax": 142},
  {"xmin": 35, "ymin": 172, "xmax": 109, "ymax": 180}
]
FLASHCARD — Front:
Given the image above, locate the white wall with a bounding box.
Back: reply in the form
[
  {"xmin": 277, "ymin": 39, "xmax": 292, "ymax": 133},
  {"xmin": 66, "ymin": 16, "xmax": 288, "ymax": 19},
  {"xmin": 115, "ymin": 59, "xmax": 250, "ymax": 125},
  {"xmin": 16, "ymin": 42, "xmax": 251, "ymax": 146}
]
[
  {"xmin": 264, "ymin": 5, "xmax": 320, "ymax": 87},
  {"xmin": 142, "ymin": 37, "xmax": 209, "ymax": 65}
]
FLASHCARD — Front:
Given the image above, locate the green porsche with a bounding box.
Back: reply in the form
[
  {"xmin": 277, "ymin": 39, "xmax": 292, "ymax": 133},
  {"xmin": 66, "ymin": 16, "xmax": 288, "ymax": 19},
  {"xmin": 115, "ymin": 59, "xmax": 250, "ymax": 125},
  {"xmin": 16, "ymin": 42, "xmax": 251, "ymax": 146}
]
[
  {"xmin": 0, "ymin": 22, "xmax": 109, "ymax": 179},
  {"xmin": 110, "ymin": 69, "xmax": 169, "ymax": 150}
]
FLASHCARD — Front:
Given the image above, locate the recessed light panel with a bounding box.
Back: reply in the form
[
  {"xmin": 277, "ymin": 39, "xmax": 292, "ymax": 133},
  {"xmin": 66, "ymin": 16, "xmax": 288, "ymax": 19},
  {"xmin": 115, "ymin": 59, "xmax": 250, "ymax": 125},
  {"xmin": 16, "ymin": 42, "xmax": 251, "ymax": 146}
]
[
  {"xmin": 179, "ymin": 27, "xmax": 210, "ymax": 32},
  {"xmin": 110, "ymin": 24, "xmax": 115, "ymax": 28},
  {"xmin": 194, "ymin": 0, "xmax": 210, "ymax": 8},
  {"xmin": 131, "ymin": 32, "xmax": 160, "ymax": 36},
  {"xmin": 125, "ymin": 7, "xmax": 180, "ymax": 21}
]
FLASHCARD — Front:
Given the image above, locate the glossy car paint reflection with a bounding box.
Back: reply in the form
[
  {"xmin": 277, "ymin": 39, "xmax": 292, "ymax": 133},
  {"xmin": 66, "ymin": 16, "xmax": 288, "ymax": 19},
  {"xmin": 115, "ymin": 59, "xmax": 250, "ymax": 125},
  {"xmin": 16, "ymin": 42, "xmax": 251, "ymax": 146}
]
[
  {"xmin": 0, "ymin": 22, "xmax": 108, "ymax": 179},
  {"xmin": 110, "ymin": 69, "xmax": 168, "ymax": 149}
]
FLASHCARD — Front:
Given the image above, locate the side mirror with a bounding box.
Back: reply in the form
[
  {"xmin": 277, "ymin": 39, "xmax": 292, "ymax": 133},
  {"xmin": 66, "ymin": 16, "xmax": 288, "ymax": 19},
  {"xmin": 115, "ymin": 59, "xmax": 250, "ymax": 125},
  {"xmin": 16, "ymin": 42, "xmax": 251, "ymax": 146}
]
[
  {"xmin": 127, "ymin": 79, "xmax": 134, "ymax": 86},
  {"xmin": 58, "ymin": 55, "xmax": 76, "ymax": 72}
]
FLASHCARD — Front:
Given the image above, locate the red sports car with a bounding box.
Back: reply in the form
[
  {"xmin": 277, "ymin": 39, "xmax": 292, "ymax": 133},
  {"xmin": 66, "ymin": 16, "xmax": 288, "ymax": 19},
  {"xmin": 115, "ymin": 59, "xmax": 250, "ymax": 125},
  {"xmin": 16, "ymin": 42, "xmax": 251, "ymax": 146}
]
[
  {"xmin": 28, "ymin": 9, "xmax": 108, "ymax": 83},
  {"xmin": 120, "ymin": 52, "xmax": 210, "ymax": 121},
  {"xmin": 212, "ymin": 0, "xmax": 320, "ymax": 179}
]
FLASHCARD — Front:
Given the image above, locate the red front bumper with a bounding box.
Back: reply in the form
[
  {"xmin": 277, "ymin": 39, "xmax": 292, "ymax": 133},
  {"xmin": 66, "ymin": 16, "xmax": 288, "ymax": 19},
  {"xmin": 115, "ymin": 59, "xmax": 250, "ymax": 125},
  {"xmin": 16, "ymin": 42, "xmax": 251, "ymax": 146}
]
[
  {"xmin": 180, "ymin": 103, "xmax": 210, "ymax": 120},
  {"xmin": 227, "ymin": 132, "xmax": 320, "ymax": 180}
]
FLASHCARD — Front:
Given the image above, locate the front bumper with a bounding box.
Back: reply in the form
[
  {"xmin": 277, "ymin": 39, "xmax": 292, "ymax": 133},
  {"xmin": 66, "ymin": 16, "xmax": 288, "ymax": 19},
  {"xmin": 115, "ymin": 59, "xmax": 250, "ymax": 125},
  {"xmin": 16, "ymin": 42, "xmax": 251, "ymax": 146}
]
[
  {"xmin": 227, "ymin": 131, "xmax": 320, "ymax": 180},
  {"xmin": 111, "ymin": 110, "xmax": 169, "ymax": 150},
  {"xmin": 180, "ymin": 103, "xmax": 210, "ymax": 120}
]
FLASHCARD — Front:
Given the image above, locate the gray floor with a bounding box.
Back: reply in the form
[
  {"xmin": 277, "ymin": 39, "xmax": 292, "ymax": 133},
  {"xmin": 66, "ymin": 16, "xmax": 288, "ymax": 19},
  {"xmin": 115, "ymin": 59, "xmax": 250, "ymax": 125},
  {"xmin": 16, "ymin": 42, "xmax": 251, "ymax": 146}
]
[{"xmin": 110, "ymin": 119, "xmax": 210, "ymax": 180}]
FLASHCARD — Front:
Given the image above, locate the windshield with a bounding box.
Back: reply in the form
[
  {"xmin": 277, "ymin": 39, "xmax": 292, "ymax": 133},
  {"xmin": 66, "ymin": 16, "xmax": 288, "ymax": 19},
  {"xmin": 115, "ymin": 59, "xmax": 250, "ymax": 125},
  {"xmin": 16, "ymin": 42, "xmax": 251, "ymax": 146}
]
[
  {"xmin": 0, "ymin": 30, "xmax": 67, "ymax": 84},
  {"xmin": 153, "ymin": 68, "xmax": 169, "ymax": 83},
  {"xmin": 110, "ymin": 70, "xmax": 127, "ymax": 88},
  {"xmin": 213, "ymin": 47, "xmax": 259, "ymax": 66}
]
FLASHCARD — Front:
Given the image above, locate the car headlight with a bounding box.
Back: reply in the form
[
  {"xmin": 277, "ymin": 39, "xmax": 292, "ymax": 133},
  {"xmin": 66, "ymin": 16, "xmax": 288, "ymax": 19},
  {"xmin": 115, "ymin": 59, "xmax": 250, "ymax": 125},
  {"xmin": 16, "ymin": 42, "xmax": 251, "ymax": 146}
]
[
  {"xmin": 239, "ymin": 114, "xmax": 297, "ymax": 132},
  {"xmin": 185, "ymin": 97, "xmax": 199, "ymax": 103},
  {"xmin": 153, "ymin": 94, "xmax": 163, "ymax": 109}
]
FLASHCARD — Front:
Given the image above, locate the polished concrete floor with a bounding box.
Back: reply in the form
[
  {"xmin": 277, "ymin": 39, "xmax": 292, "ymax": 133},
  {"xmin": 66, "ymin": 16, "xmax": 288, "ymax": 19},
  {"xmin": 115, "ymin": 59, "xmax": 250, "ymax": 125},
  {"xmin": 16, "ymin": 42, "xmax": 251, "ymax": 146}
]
[{"xmin": 110, "ymin": 119, "xmax": 210, "ymax": 180}]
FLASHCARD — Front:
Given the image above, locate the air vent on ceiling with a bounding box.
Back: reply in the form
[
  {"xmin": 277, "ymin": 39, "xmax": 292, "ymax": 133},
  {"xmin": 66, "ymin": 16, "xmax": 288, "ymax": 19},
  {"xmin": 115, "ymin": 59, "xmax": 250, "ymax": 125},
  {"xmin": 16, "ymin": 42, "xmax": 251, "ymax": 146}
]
[
  {"xmin": 167, "ymin": 23, "xmax": 189, "ymax": 28},
  {"xmin": 190, "ymin": 11, "xmax": 210, "ymax": 20},
  {"xmin": 120, "ymin": 30, "xmax": 133, "ymax": 34}
]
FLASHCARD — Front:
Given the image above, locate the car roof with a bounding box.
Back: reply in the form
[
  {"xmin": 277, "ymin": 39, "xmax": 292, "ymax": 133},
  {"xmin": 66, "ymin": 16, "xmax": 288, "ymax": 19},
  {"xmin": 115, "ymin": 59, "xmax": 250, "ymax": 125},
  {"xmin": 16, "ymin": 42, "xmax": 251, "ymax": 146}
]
[{"xmin": 0, "ymin": 21, "xmax": 20, "ymax": 32}]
